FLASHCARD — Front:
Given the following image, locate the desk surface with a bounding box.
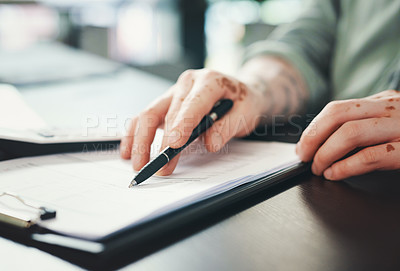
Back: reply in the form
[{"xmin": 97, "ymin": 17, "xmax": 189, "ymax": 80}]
[
  {"xmin": 130, "ymin": 171, "xmax": 400, "ymax": 271},
  {"xmin": 5, "ymin": 46, "xmax": 400, "ymax": 270}
]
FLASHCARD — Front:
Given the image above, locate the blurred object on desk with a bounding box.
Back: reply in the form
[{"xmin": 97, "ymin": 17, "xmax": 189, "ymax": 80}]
[
  {"xmin": 0, "ymin": 41, "xmax": 122, "ymax": 86},
  {"xmin": 0, "ymin": 43, "xmax": 171, "ymax": 160}
]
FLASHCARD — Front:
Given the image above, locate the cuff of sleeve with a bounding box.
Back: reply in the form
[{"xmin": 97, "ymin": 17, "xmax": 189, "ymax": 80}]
[{"xmin": 243, "ymin": 40, "xmax": 329, "ymax": 113}]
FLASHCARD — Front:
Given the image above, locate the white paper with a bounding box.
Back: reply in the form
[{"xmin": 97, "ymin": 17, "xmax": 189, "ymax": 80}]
[
  {"xmin": 0, "ymin": 139, "xmax": 299, "ymax": 240},
  {"xmin": 0, "ymin": 84, "xmax": 121, "ymax": 143},
  {"xmin": 0, "ymin": 84, "xmax": 47, "ymax": 131}
]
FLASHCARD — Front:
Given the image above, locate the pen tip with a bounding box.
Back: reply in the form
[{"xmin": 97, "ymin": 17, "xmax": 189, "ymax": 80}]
[{"xmin": 128, "ymin": 180, "xmax": 138, "ymax": 188}]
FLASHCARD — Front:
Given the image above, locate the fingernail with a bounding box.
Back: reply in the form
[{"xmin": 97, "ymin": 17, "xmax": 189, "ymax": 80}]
[
  {"xmin": 211, "ymin": 132, "xmax": 223, "ymax": 151},
  {"xmin": 311, "ymin": 163, "xmax": 318, "ymax": 175},
  {"xmin": 324, "ymin": 168, "xmax": 333, "ymax": 180},
  {"xmin": 168, "ymin": 129, "xmax": 181, "ymax": 145}
]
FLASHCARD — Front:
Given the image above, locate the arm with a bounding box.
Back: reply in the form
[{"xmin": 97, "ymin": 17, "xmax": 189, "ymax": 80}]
[
  {"xmin": 238, "ymin": 56, "xmax": 308, "ymax": 122},
  {"xmin": 244, "ymin": 0, "xmax": 340, "ymax": 113}
]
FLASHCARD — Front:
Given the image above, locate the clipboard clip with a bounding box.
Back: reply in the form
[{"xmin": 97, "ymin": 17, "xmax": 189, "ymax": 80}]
[{"xmin": 0, "ymin": 192, "xmax": 56, "ymax": 228}]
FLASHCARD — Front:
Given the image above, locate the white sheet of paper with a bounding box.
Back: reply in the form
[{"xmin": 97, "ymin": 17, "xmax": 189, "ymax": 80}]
[
  {"xmin": 0, "ymin": 138, "xmax": 299, "ymax": 240},
  {"xmin": 0, "ymin": 84, "xmax": 121, "ymax": 143},
  {"xmin": 0, "ymin": 84, "xmax": 47, "ymax": 131}
]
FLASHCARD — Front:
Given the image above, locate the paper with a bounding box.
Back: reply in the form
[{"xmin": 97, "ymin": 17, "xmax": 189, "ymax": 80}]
[
  {"xmin": 0, "ymin": 84, "xmax": 47, "ymax": 131},
  {"xmin": 0, "ymin": 138, "xmax": 299, "ymax": 240},
  {"xmin": 0, "ymin": 84, "xmax": 121, "ymax": 144}
]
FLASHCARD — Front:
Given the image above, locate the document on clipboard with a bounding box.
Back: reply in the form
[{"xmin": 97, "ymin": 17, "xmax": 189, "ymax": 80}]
[{"xmin": 0, "ymin": 132, "xmax": 303, "ymax": 242}]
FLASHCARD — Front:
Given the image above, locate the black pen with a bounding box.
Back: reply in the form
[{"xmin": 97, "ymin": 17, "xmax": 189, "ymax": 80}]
[{"xmin": 128, "ymin": 99, "xmax": 234, "ymax": 188}]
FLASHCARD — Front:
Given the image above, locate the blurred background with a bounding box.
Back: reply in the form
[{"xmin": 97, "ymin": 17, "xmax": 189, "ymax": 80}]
[{"xmin": 0, "ymin": 0, "xmax": 303, "ymax": 83}]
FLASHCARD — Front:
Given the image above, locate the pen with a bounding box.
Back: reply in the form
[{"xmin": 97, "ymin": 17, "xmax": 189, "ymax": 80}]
[{"xmin": 128, "ymin": 99, "xmax": 234, "ymax": 187}]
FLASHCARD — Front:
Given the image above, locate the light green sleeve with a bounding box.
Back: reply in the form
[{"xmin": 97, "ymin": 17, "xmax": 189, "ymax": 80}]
[{"xmin": 243, "ymin": 0, "xmax": 340, "ymax": 113}]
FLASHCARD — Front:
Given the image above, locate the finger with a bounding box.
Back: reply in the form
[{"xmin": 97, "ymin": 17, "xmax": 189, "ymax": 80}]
[
  {"xmin": 312, "ymin": 117, "xmax": 400, "ymax": 175},
  {"xmin": 139, "ymin": 70, "xmax": 196, "ymax": 175},
  {"xmin": 120, "ymin": 116, "xmax": 138, "ymax": 159},
  {"xmin": 167, "ymin": 73, "xmax": 242, "ymax": 148},
  {"xmin": 131, "ymin": 93, "xmax": 172, "ymax": 171},
  {"xmin": 297, "ymin": 98, "xmax": 395, "ymax": 162},
  {"xmin": 323, "ymin": 142, "xmax": 400, "ymax": 181},
  {"xmin": 161, "ymin": 70, "xmax": 196, "ymax": 142},
  {"xmin": 122, "ymin": 90, "xmax": 173, "ymax": 161},
  {"xmin": 156, "ymin": 153, "xmax": 182, "ymax": 176},
  {"xmin": 366, "ymin": 89, "xmax": 400, "ymax": 100},
  {"xmin": 155, "ymin": 134, "xmax": 182, "ymax": 176}
]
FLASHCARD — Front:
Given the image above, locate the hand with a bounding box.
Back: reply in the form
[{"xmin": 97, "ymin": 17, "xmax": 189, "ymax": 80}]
[
  {"xmin": 120, "ymin": 69, "xmax": 266, "ymax": 175},
  {"xmin": 296, "ymin": 89, "xmax": 400, "ymax": 181}
]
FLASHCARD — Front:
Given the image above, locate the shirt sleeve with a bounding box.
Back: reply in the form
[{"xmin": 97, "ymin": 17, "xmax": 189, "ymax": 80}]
[{"xmin": 243, "ymin": 0, "xmax": 340, "ymax": 113}]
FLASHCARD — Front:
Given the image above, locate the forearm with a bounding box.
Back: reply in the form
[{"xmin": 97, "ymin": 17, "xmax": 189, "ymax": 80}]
[{"xmin": 238, "ymin": 56, "xmax": 309, "ymax": 122}]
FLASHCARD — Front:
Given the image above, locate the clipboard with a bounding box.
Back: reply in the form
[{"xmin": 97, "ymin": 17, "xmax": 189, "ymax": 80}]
[
  {"xmin": 0, "ymin": 84, "xmax": 122, "ymax": 160},
  {"xmin": 0, "ymin": 138, "xmax": 120, "ymax": 160},
  {"xmin": 0, "ymin": 161, "xmax": 310, "ymax": 270},
  {"xmin": 0, "ymin": 192, "xmax": 56, "ymax": 228}
]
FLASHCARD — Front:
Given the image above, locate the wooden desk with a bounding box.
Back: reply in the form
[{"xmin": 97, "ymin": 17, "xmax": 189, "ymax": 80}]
[{"xmin": 127, "ymin": 170, "xmax": 400, "ymax": 271}]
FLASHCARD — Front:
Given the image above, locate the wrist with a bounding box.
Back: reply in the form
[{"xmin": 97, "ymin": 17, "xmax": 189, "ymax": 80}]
[
  {"xmin": 238, "ymin": 55, "xmax": 309, "ymax": 118},
  {"xmin": 241, "ymin": 75, "xmax": 273, "ymax": 112}
]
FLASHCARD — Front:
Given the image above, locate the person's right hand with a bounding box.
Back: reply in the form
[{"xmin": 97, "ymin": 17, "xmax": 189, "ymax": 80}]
[{"xmin": 120, "ymin": 69, "xmax": 267, "ymax": 176}]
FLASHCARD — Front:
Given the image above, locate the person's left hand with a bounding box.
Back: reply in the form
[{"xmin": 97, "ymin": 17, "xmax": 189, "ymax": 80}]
[{"xmin": 296, "ymin": 89, "xmax": 400, "ymax": 181}]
